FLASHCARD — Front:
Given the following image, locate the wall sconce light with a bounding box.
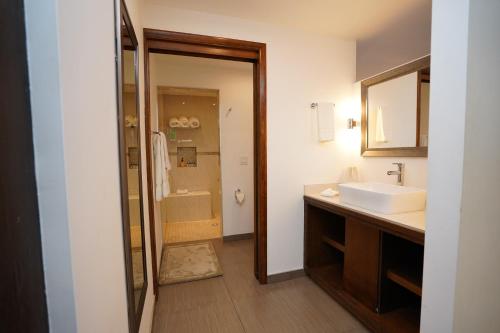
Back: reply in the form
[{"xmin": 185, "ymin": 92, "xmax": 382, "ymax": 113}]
[{"xmin": 347, "ymin": 118, "xmax": 357, "ymax": 129}]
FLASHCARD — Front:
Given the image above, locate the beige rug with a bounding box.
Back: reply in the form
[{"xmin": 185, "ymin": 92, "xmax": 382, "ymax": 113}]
[{"xmin": 159, "ymin": 241, "xmax": 223, "ymax": 285}]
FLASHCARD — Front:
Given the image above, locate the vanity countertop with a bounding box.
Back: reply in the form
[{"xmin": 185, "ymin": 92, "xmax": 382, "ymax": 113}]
[{"xmin": 304, "ymin": 183, "xmax": 425, "ymax": 234}]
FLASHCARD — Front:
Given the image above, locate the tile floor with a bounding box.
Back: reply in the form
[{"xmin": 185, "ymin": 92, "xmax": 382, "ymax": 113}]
[
  {"xmin": 152, "ymin": 238, "xmax": 368, "ymax": 333},
  {"xmin": 163, "ymin": 216, "xmax": 221, "ymax": 244}
]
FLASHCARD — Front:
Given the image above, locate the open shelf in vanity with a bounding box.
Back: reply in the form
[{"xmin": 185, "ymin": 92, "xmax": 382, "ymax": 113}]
[
  {"xmin": 386, "ymin": 266, "xmax": 422, "ymax": 296},
  {"xmin": 304, "ymin": 196, "xmax": 425, "ymax": 333},
  {"xmin": 379, "ymin": 233, "xmax": 424, "ymax": 332},
  {"xmin": 304, "ymin": 204, "xmax": 346, "ymax": 290},
  {"xmin": 322, "ymin": 235, "xmax": 345, "ymax": 253},
  {"xmin": 383, "ymin": 234, "xmax": 423, "ymax": 298}
]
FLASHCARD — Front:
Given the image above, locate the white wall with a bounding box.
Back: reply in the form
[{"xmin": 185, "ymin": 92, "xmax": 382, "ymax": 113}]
[
  {"xmin": 423, "ymin": 1, "xmax": 500, "ymax": 331},
  {"xmin": 356, "ymin": 0, "xmax": 432, "ymax": 81},
  {"xmin": 420, "ymin": 0, "xmax": 470, "ymax": 331},
  {"xmin": 143, "ymin": 5, "xmax": 357, "ymax": 275},
  {"xmin": 57, "ymin": 0, "xmax": 138, "ymax": 330},
  {"xmin": 452, "ymin": 0, "xmax": 500, "ymax": 331},
  {"xmin": 26, "ymin": 0, "xmax": 155, "ymax": 331},
  {"xmin": 357, "ymin": 156, "xmax": 428, "ymax": 188},
  {"xmin": 24, "ymin": 0, "xmax": 77, "ymax": 331},
  {"xmin": 150, "ymin": 55, "xmax": 254, "ymax": 238},
  {"xmin": 27, "ymin": 0, "xmax": 130, "ymax": 331}
]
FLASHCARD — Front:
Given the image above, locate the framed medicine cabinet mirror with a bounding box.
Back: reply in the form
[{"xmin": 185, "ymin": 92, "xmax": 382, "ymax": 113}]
[{"xmin": 361, "ymin": 56, "xmax": 430, "ymax": 157}]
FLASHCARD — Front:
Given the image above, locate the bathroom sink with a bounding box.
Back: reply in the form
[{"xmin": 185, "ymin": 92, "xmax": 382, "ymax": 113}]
[{"xmin": 338, "ymin": 182, "xmax": 426, "ymax": 214}]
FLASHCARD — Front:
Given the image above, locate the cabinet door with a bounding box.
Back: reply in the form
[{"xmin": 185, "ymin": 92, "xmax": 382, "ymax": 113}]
[{"xmin": 344, "ymin": 217, "xmax": 381, "ymax": 311}]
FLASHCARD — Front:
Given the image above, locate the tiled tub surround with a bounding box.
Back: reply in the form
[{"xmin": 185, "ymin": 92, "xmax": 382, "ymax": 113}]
[
  {"xmin": 159, "ymin": 93, "xmax": 222, "ymax": 220},
  {"xmin": 166, "ymin": 154, "xmax": 221, "ymax": 219},
  {"xmin": 163, "ymin": 190, "xmax": 213, "ymax": 222}
]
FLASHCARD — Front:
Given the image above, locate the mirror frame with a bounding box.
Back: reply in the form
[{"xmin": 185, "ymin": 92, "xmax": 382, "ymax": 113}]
[
  {"xmin": 115, "ymin": 0, "xmax": 147, "ymax": 332},
  {"xmin": 361, "ymin": 55, "xmax": 430, "ymax": 157}
]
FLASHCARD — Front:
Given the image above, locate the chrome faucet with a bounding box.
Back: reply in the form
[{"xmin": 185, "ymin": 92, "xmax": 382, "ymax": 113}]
[{"xmin": 387, "ymin": 163, "xmax": 404, "ymax": 186}]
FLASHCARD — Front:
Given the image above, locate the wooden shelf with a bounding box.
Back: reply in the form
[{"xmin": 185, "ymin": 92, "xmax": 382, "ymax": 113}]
[
  {"xmin": 322, "ymin": 235, "xmax": 345, "ymax": 253},
  {"xmin": 381, "ymin": 305, "xmax": 421, "ymax": 333},
  {"xmin": 307, "ymin": 263, "xmax": 344, "ymax": 291},
  {"xmin": 387, "ymin": 266, "xmax": 422, "ymax": 296}
]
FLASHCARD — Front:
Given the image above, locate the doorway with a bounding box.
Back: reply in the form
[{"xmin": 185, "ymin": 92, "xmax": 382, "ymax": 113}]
[{"xmin": 144, "ymin": 30, "xmax": 267, "ymax": 294}]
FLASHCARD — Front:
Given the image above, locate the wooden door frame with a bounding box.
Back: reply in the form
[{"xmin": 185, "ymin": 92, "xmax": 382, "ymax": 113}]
[{"xmin": 143, "ymin": 29, "xmax": 267, "ymax": 295}]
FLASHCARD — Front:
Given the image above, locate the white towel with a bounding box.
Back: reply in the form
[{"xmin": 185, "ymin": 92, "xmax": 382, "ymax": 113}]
[
  {"xmin": 169, "ymin": 117, "xmax": 180, "ymax": 128},
  {"xmin": 375, "ymin": 106, "xmax": 387, "ymax": 143},
  {"xmin": 320, "ymin": 188, "xmax": 339, "ymax": 197},
  {"xmin": 125, "ymin": 115, "xmax": 138, "ymax": 128},
  {"xmin": 188, "ymin": 117, "xmax": 200, "ymax": 128},
  {"xmin": 178, "ymin": 116, "xmax": 189, "ymax": 128},
  {"xmin": 317, "ymin": 102, "xmax": 335, "ymax": 142},
  {"xmin": 153, "ymin": 131, "xmax": 171, "ymax": 201}
]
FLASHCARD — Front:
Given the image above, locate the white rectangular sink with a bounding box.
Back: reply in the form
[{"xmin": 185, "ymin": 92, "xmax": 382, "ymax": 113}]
[{"xmin": 338, "ymin": 182, "xmax": 426, "ymax": 214}]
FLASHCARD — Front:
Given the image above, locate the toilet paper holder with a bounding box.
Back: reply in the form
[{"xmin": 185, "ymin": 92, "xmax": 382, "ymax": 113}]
[{"xmin": 234, "ymin": 188, "xmax": 245, "ymax": 205}]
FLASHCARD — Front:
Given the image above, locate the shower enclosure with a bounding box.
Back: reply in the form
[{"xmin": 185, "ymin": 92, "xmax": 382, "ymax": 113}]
[{"xmin": 156, "ymin": 87, "xmax": 222, "ymax": 244}]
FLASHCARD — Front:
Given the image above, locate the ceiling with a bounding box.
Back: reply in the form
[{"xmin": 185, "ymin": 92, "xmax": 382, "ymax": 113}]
[{"xmin": 146, "ymin": 0, "xmax": 430, "ymax": 40}]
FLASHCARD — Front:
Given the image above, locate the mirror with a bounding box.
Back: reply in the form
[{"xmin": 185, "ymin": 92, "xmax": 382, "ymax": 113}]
[
  {"xmin": 116, "ymin": 1, "xmax": 147, "ymax": 331},
  {"xmin": 361, "ymin": 56, "xmax": 430, "ymax": 157}
]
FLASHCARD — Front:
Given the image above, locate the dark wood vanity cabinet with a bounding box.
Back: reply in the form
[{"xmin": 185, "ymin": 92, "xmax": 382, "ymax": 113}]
[
  {"xmin": 304, "ymin": 196, "xmax": 425, "ymax": 333},
  {"xmin": 344, "ymin": 218, "xmax": 380, "ymax": 312}
]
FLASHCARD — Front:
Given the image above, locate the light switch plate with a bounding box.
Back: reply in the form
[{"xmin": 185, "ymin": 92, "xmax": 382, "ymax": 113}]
[{"xmin": 239, "ymin": 156, "xmax": 248, "ymax": 165}]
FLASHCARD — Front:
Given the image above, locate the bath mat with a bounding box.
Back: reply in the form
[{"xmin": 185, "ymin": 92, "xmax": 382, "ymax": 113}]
[{"xmin": 159, "ymin": 241, "xmax": 223, "ymax": 285}]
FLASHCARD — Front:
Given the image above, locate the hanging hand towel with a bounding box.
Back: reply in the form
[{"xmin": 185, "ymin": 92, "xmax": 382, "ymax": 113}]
[
  {"xmin": 154, "ymin": 131, "xmax": 172, "ymax": 201},
  {"xmin": 317, "ymin": 102, "xmax": 335, "ymax": 142},
  {"xmin": 375, "ymin": 106, "xmax": 387, "ymax": 143}
]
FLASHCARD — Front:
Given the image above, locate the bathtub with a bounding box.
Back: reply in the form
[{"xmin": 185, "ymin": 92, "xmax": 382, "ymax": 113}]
[{"xmin": 163, "ymin": 190, "xmax": 213, "ymax": 222}]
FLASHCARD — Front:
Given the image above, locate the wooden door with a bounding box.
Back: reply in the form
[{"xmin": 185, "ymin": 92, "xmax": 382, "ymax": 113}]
[
  {"xmin": 0, "ymin": 1, "xmax": 49, "ymax": 331},
  {"xmin": 344, "ymin": 217, "xmax": 381, "ymax": 312}
]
